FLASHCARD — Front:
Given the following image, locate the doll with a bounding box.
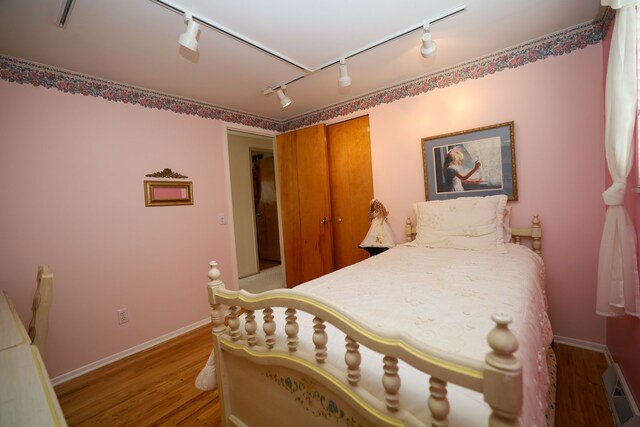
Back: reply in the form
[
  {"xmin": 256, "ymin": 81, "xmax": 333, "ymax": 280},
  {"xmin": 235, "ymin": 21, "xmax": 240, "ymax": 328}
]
[{"xmin": 359, "ymin": 199, "xmax": 395, "ymax": 248}]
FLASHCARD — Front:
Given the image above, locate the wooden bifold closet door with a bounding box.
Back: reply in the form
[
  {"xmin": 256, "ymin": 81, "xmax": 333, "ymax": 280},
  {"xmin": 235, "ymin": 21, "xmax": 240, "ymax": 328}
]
[
  {"xmin": 327, "ymin": 116, "xmax": 373, "ymax": 270},
  {"xmin": 276, "ymin": 116, "xmax": 373, "ymax": 288},
  {"xmin": 277, "ymin": 124, "xmax": 334, "ymax": 288}
]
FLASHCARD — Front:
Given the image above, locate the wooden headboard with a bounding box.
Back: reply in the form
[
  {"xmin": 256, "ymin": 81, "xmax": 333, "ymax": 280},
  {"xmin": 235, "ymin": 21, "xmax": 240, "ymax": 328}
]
[{"xmin": 404, "ymin": 214, "xmax": 542, "ymax": 255}]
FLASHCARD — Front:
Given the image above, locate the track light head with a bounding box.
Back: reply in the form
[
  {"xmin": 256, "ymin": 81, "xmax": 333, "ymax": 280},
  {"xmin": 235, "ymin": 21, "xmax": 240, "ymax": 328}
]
[
  {"xmin": 275, "ymin": 87, "xmax": 292, "ymax": 108},
  {"xmin": 179, "ymin": 13, "xmax": 200, "ymax": 52},
  {"xmin": 338, "ymin": 59, "xmax": 351, "ymax": 87},
  {"xmin": 420, "ymin": 24, "xmax": 437, "ymax": 58}
]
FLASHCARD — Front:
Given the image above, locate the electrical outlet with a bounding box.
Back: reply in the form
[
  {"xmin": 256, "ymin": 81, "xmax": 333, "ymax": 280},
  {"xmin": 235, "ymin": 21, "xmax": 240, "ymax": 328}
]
[{"xmin": 117, "ymin": 308, "xmax": 129, "ymax": 325}]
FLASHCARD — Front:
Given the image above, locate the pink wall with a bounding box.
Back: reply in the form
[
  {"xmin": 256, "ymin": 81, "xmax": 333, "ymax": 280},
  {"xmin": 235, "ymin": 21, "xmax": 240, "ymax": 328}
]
[
  {"xmin": 602, "ymin": 14, "xmax": 640, "ymax": 404},
  {"xmin": 360, "ymin": 44, "xmax": 607, "ymax": 343},
  {"xmin": 0, "ymin": 40, "xmax": 613, "ymax": 383},
  {"xmin": 0, "ymin": 80, "xmax": 235, "ymax": 378}
]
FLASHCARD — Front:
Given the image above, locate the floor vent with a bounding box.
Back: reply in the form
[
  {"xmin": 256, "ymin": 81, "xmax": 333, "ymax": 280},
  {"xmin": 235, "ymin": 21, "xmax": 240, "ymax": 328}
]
[{"xmin": 603, "ymin": 364, "xmax": 640, "ymax": 427}]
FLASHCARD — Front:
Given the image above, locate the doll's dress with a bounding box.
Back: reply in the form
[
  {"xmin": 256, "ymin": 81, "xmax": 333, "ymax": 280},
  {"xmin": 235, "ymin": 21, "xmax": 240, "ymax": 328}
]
[{"xmin": 359, "ymin": 216, "xmax": 395, "ymax": 248}]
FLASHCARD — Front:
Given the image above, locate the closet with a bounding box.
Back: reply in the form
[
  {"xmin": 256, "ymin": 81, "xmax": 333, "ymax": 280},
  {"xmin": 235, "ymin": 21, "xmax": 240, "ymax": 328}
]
[{"xmin": 276, "ymin": 115, "xmax": 373, "ymax": 288}]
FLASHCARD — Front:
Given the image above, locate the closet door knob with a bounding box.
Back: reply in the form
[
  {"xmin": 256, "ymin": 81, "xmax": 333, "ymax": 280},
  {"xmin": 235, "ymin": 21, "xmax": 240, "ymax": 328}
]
[
  {"xmin": 337, "ymin": 218, "xmax": 342, "ymax": 223},
  {"xmin": 321, "ymin": 217, "xmax": 329, "ymax": 224}
]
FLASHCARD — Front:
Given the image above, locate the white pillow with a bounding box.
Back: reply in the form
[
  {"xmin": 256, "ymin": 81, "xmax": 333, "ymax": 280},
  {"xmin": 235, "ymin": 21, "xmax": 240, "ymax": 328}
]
[{"xmin": 413, "ymin": 195, "xmax": 508, "ymax": 253}]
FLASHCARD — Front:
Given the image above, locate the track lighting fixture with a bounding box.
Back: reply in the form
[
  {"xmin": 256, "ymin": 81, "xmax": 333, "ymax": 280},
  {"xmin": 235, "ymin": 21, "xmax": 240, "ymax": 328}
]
[
  {"xmin": 263, "ymin": 86, "xmax": 292, "ymax": 108},
  {"xmin": 338, "ymin": 59, "xmax": 351, "ymax": 87},
  {"xmin": 421, "ymin": 24, "xmax": 437, "ymax": 58},
  {"xmin": 179, "ymin": 12, "xmax": 200, "ymax": 52},
  {"xmin": 275, "ymin": 86, "xmax": 292, "ymax": 108},
  {"xmin": 152, "ymin": 0, "xmax": 466, "ymax": 110}
]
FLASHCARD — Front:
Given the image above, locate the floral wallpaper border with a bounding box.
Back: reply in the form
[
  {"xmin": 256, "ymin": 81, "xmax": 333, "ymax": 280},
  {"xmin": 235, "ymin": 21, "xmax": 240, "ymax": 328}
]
[
  {"xmin": 0, "ymin": 14, "xmax": 611, "ymax": 133},
  {"xmin": 0, "ymin": 56, "xmax": 285, "ymax": 132},
  {"xmin": 284, "ymin": 19, "xmax": 608, "ymax": 131}
]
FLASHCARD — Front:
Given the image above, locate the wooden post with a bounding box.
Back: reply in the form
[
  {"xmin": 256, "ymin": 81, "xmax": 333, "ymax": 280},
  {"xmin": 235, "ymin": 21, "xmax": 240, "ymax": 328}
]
[
  {"xmin": 531, "ymin": 215, "xmax": 542, "ymax": 255},
  {"xmin": 344, "ymin": 336, "xmax": 361, "ymax": 386},
  {"xmin": 29, "ymin": 266, "xmax": 53, "ymax": 359},
  {"xmin": 382, "ymin": 356, "xmax": 401, "ymax": 412},
  {"xmin": 428, "ymin": 377, "xmax": 450, "ymax": 427},
  {"xmin": 312, "ymin": 317, "xmax": 328, "ymax": 363},
  {"xmin": 245, "ymin": 310, "xmax": 257, "ymax": 347},
  {"xmin": 405, "ymin": 217, "xmax": 414, "ymax": 242},
  {"xmin": 485, "ymin": 312, "xmax": 522, "ymax": 427},
  {"xmin": 263, "ymin": 307, "xmax": 276, "ymax": 349},
  {"xmin": 228, "ymin": 306, "xmax": 241, "ymax": 342},
  {"xmin": 285, "ymin": 308, "xmax": 299, "ymax": 352},
  {"xmin": 195, "ymin": 260, "xmax": 226, "ymax": 392},
  {"xmin": 208, "ymin": 261, "xmax": 226, "ymax": 336}
]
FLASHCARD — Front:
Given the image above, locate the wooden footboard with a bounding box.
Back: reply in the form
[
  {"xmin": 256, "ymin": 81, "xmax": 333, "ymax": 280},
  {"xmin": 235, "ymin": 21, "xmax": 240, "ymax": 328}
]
[{"xmin": 198, "ymin": 261, "xmax": 523, "ymax": 427}]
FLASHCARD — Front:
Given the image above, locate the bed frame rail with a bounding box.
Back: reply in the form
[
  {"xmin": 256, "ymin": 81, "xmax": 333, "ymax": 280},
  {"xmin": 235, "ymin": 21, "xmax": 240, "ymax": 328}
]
[{"xmin": 198, "ymin": 261, "xmax": 523, "ymax": 427}]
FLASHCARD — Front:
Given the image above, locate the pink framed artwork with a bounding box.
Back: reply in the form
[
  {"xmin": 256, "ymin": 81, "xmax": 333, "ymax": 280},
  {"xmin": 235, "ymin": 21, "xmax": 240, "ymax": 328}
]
[{"xmin": 144, "ymin": 180, "xmax": 193, "ymax": 206}]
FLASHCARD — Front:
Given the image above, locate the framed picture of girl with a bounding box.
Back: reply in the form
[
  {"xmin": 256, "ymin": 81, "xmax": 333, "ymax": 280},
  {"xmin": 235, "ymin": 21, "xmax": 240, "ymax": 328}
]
[{"xmin": 421, "ymin": 121, "xmax": 517, "ymax": 201}]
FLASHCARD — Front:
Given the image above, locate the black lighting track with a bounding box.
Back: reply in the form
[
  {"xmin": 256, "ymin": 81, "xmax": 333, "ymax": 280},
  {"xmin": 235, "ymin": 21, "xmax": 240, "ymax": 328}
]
[
  {"xmin": 58, "ymin": 0, "xmax": 76, "ymax": 28},
  {"xmin": 149, "ymin": 0, "xmax": 308, "ymax": 72}
]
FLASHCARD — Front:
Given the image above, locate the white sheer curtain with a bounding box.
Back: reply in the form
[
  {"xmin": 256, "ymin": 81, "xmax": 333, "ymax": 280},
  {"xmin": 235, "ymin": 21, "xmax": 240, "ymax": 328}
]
[{"xmin": 596, "ymin": 1, "xmax": 640, "ymax": 318}]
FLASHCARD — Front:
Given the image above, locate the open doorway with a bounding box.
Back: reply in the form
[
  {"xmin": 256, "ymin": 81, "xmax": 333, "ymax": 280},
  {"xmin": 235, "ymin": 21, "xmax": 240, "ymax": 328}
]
[
  {"xmin": 227, "ymin": 130, "xmax": 284, "ymax": 292},
  {"xmin": 251, "ymin": 151, "xmax": 281, "ymax": 270}
]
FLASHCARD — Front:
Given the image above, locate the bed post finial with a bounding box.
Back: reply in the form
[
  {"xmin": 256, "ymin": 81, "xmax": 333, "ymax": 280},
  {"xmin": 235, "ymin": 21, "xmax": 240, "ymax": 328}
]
[
  {"xmin": 208, "ymin": 261, "xmax": 226, "ymax": 335},
  {"xmin": 531, "ymin": 215, "xmax": 542, "ymax": 255},
  {"xmin": 208, "ymin": 260, "xmax": 221, "ymax": 283},
  {"xmin": 405, "ymin": 217, "xmax": 413, "ymax": 242},
  {"xmin": 485, "ymin": 312, "xmax": 522, "ymax": 427}
]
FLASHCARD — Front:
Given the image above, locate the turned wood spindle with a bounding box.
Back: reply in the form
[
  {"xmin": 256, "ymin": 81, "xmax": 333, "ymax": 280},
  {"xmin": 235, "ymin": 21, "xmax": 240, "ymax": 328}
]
[
  {"xmin": 312, "ymin": 317, "xmax": 328, "ymax": 363},
  {"xmin": 228, "ymin": 306, "xmax": 241, "ymax": 342},
  {"xmin": 263, "ymin": 307, "xmax": 276, "ymax": 349},
  {"xmin": 428, "ymin": 377, "xmax": 450, "ymax": 427},
  {"xmin": 285, "ymin": 308, "xmax": 299, "ymax": 352},
  {"xmin": 245, "ymin": 310, "xmax": 257, "ymax": 347},
  {"xmin": 344, "ymin": 336, "xmax": 362, "ymax": 386},
  {"xmin": 382, "ymin": 356, "xmax": 401, "ymax": 412}
]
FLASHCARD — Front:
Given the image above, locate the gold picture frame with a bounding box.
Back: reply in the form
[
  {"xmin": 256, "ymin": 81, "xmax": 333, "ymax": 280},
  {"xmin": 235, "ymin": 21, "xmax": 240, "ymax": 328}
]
[
  {"xmin": 421, "ymin": 121, "xmax": 517, "ymax": 201},
  {"xmin": 144, "ymin": 180, "xmax": 193, "ymax": 207}
]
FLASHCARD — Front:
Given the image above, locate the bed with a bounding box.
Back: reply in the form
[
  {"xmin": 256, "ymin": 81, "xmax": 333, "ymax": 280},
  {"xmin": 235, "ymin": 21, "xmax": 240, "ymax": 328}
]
[{"xmin": 196, "ymin": 195, "xmax": 553, "ymax": 426}]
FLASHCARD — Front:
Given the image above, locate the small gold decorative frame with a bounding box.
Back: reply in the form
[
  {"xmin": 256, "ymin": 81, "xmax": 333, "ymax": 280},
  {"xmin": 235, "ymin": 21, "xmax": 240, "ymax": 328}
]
[{"xmin": 144, "ymin": 180, "xmax": 193, "ymax": 207}]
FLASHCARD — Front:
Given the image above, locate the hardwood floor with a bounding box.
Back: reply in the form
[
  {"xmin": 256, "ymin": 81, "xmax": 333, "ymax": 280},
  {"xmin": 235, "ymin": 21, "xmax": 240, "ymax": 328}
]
[
  {"xmin": 54, "ymin": 325, "xmax": 220, "ymax": 426},
  {"xmin": 54, "ymin": 328, "xmax": 616, "ymax": 426},
  {"xmin": 554, "ymin": 343, "xmax": 615, "ymax": 427}
]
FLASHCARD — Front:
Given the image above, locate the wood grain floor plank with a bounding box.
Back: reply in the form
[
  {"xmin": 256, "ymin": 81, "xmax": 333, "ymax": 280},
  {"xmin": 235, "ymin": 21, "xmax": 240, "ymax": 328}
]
[
  {"xmin": 554, "ymin": 343, "xmax": 615, "ymax": 427},
  {"xmin": 55, "ymin": 327, "xmax": 615, "ymax": 426}
]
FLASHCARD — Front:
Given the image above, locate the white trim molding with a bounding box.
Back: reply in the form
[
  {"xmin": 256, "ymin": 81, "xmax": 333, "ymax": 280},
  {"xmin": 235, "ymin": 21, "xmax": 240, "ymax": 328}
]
[
  {"xmin": 554, "ymin": 335, "xmax": 608, "ymax": 353},
  {"xmin": 51, "ymin": 318, "xmax": 211, "ymax": 386}
]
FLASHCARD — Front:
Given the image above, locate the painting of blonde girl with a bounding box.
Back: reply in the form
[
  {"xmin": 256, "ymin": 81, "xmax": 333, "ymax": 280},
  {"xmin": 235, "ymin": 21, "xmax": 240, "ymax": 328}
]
[{"xmin": 443, "ymin": 147, "xmax": 484, "ymax": 192}]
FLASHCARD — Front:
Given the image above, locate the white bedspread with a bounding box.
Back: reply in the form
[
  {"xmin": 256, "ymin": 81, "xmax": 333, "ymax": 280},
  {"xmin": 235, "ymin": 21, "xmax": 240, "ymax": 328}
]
[{"xmin": 292, "ymin": 243, "xmax": 552, "ymax": 426}]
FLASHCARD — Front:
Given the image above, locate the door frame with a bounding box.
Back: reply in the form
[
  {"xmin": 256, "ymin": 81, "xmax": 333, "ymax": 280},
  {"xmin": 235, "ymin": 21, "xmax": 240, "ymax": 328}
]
[{"xmin": 223, "ymin": 125, "xmax": 285, "ymax": 288}]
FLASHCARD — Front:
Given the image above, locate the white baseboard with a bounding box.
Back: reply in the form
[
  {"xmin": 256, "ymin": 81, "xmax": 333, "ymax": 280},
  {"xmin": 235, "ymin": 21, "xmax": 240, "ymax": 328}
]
[
  {"xmin": 51, "ymin": 318, "xmax": 211, "ymax": 386},
  {"xmin": 553, "ymin": 335, "xmax": 607, "ymax": 353}
]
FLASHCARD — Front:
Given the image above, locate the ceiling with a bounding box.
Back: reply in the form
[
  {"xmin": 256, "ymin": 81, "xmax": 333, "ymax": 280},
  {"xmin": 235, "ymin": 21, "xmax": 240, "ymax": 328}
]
[{"xmin": 0, "ymin": 0, "xmax": 604, "ymax": 122}]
